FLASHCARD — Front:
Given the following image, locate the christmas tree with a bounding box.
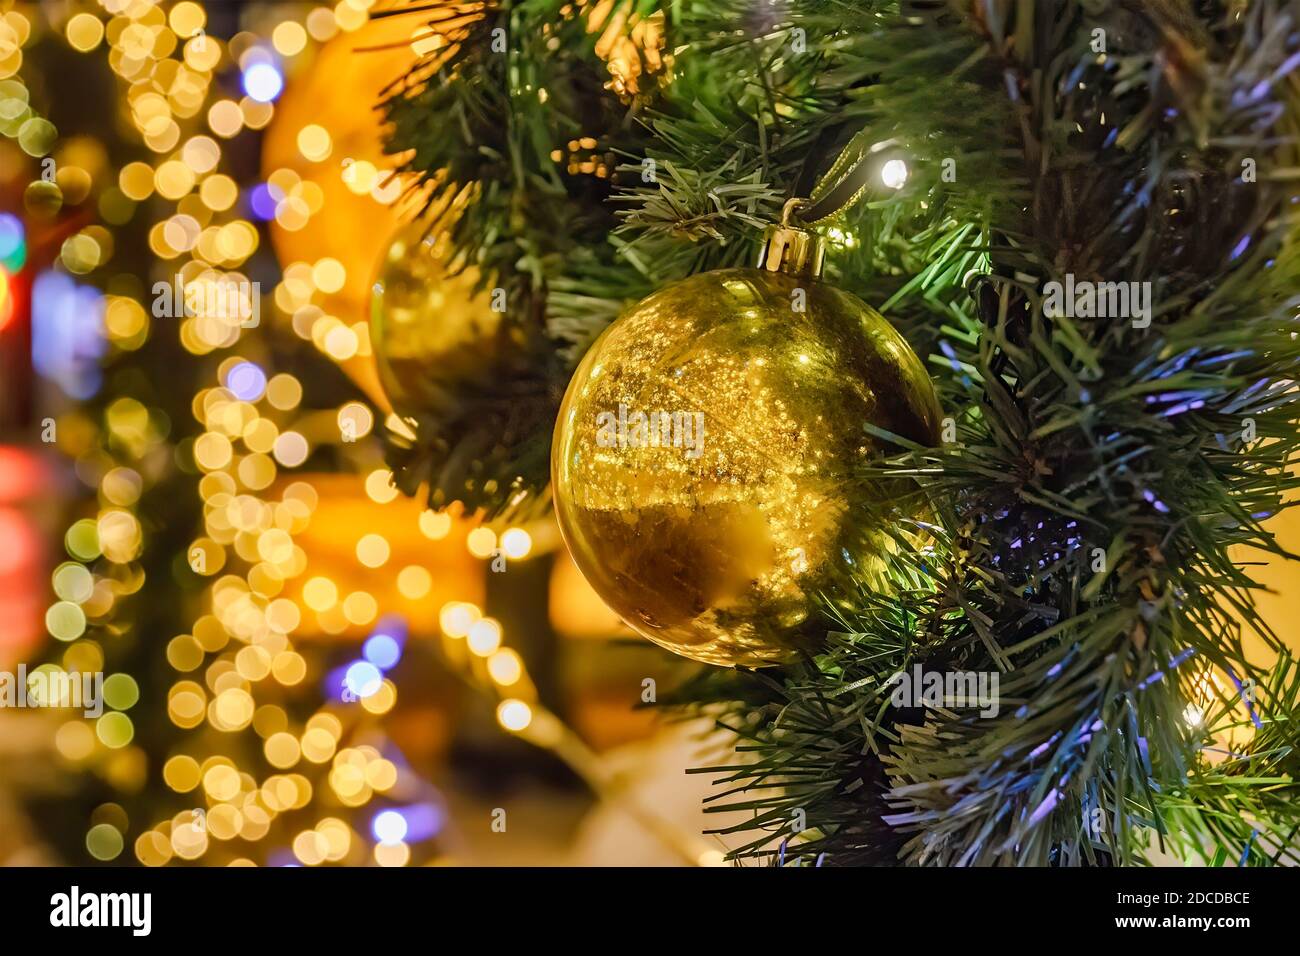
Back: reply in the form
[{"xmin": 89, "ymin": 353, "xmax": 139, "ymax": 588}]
[
  {"xmin": 4, "ymin": 0, "xmax": 714, "ymax": 869},
  {"xmin": 378, "ymin": 0, "xmax": 1300, "ymax": 866}
]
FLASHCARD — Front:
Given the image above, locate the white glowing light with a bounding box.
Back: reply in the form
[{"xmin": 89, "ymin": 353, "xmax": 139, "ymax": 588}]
[
  {"xmin": 881, "ymin": 158, "xmax": 909, "ymax": 190},
  {"xmin": 243, "ymin": 63, "xmax": 284, "ymax": 103},
  {"xmin": 372, "ymin": 810, "xmax": 408, "ymax": 845}
]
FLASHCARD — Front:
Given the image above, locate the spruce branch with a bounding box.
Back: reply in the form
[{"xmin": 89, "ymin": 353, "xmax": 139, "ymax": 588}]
[{"xmin": 383, "ymin": 0, "xmax": 1300, "ymax": 865}]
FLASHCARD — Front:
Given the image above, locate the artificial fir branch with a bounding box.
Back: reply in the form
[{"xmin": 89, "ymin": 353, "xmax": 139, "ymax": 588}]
[
  {"xmin": 383, "ymin": 0, "xmax": 1300, "ymax": 863},
  {"xmin": 689, "ymin": 0, "xmax": 1300, "ymax": 865}
]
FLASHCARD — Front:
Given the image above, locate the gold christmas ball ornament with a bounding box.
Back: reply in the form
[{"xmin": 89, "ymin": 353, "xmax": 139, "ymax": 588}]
[
  {"xmin": 370, "ymin": 216, "xmax": 518, "ymax": 415},
  {"xmin": 552, "ymin": 220, "xmax": 942, "ymax": 667}
]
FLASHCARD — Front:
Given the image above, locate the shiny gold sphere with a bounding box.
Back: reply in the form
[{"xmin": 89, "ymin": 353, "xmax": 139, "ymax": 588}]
[
  {"xmin": 552, "ymin": 267, "xmax": 942, "ymax": 667},
  {"xmin": 370, "ymin": 223, "xmax": 517, "ymax": 415}
]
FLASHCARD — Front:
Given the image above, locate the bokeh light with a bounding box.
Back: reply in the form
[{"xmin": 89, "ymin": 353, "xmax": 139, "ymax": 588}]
[{"xmin": 242, "ymin": 62, "xmax": 283, "ymax": 103}]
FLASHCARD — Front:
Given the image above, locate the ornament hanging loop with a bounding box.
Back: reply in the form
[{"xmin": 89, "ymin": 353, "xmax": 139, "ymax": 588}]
[
  {"xmin": 757, "ymin": 136, "xmax": 904, "ymax": 279},
  {"xmin": 757, "ymin": 198, "xmax": 826, "ymax": 279}
]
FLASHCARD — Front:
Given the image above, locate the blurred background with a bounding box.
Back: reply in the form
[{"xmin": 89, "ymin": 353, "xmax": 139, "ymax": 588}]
[{"xmin": 0, "ymin": 0, "xmax": 744, "ymax": 867}]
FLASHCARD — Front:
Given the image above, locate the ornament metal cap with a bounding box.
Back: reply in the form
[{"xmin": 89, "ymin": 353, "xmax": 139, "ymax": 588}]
[{"xmin": 757, "ymin": 198, "xmax": 825, "ymax": 279}]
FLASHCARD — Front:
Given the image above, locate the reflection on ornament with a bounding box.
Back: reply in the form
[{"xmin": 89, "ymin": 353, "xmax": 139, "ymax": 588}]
[
  {"xmin": 370, "ymin": 217, "xmax": 518, "ymax": 416},
  {"xmin": 552, "ymin": 265, "xmax": 941, "ymax": 667}
]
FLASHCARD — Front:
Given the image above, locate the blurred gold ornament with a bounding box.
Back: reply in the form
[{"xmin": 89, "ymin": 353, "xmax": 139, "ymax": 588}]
[
  {"xmin": 261, "ymin": 15, "xmax": 421, "ymax": 409},
  {"xmin": 370, "ymin": 216, "xmax": 521, "ymax": 415},
  {"xmin": 277, "ymin": 474, "xmax": 483, "ymax": 640},
  {"xmin": 552, "ymin": 225, "xmax": 941, "ymax": 667}
]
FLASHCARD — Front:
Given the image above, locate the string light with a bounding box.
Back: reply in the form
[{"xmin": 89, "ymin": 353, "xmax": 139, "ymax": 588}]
[
  {"xmin": 372, "ymin": 810, "xmax": 407, "ymax": 845},
  {"xmin": 241, "ymin": 61, "xmax": 283, "ymax": 103},
  {"xmin": 496, "ymin": 699, "xmax": 533, "ymax": 733},
  {"xmin": 500, "ymin": 527, "xmax": 532, "ymax": 559},
  {"xmin": 467, "ymin": 618, "xmax": 503, "ymax": 657},
  {"xmin": 880, "ymin": 158, "xmax": 909, "ymax": 190}
]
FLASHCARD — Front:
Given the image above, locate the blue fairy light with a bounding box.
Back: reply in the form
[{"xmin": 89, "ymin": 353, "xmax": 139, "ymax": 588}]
[
  {"xmin": 344, "ymin": 661, "xmax": 383, "ymax": 700},
  {"xmin": 224, "ymin": 360, "xmax": 267, "ymax": 402},
  {"xmin": 243, "ymin": 62, "xmax": 283, "ymax": 103},
  {"xmin": 363, "ymin": 633, "xmax": 402, "ymax": 670}
]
